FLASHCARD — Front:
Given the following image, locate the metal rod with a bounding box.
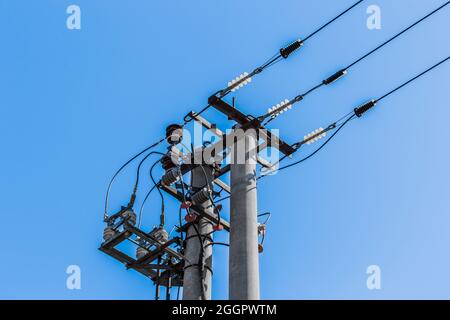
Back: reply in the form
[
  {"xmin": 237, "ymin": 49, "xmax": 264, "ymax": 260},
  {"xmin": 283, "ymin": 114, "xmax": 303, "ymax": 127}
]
[
  {"xmin": 155, "ymin": 255, "xmax": 161, "ymax": 300},
  {"xmin": 166, "ymin": 266, "xmax": 172, "ymax": 300}
]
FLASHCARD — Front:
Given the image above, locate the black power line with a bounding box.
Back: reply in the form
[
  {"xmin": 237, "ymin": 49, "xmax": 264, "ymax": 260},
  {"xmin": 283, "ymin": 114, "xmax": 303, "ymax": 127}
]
[
  {"xmin": 108, "ymin": 1, "xmax": 368, "ymax": 196},
  {"xmin": 216, "ymin": 0, "xmax": 366, "ymax": 98},
  {"xmin": 128, "ymin": 151, "xmax": 165, "ymax": 209},
  {"xmin": 261, "ymin": 1, "xmax": 450, "ymax": 125},
  {"xmin": 104, "ymin": 138, "xmax": 164, "ymax": 218},
  {"xmin": 377, "ymin": 56, "xmax": 450, "ymax": 102},
  {"xmin": 346, "ymin": 1, "xmax": 450, "ymax": 69},
  {"xmin": 303, "ymin": 0, "xmax": 365, "ymax": 42},
  {"xmin": 261, "ymin": 55, "xmax": 450, "ymax": 177}
]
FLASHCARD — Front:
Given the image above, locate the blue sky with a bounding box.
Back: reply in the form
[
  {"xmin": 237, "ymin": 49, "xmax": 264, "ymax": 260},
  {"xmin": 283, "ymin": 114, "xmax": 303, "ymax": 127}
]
[{"xmin": 1, "ymin": 0, "xmax": 449, "ymax": 299}]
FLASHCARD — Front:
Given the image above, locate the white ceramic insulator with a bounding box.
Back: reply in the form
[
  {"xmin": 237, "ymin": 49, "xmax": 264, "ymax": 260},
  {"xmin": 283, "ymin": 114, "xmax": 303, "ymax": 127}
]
[
  {"xmin": 268, "ymin": 99, "xmax": 291, "ymax": 118},
  {"xmin": 136, "ymin": 246, "xmax": 149, "ymax": 259},
  {"xmin": 304, "ymin": 128, "xmax": 327, "ymax": 145},
  {"xmin": 228, "ymin": 72, "xmax": 252, "ymax": 92},
  {"xmin": 103, "ymin": 227, "xmax": 116, "ymax": 241}
]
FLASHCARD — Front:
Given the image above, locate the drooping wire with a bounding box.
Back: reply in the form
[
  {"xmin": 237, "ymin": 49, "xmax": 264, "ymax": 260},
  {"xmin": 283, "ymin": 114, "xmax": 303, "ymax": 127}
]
[
  {"xmin": 149, "ymin": 159, "xmax": 165, "ymax": 227},
  {"xmin": 204, "ymin": 242, "xmax": 230, "ymax": 248},
  {"xmin": 258, "ymin": 212, "xmax": 272, "ymax": 225},
  {"xmin": 137, "ymin": 183, "xmax": 157, "ymax": 228},
  {"xmin": 214, "ymin": 195, "xmax": 231, "ymax": 203},
  {"xmin": 345, "ymin": 1, "xmax": 450, "ymax": 70},
  {"xmin": 260, "ymin": 54, "xmax": 450, "ymax": 177},
  {"xmin": 104, "ymin": 138, "xmax": 165, "ymax": 219},
  {"xmin": 258, "ymin": 114, "xmax": 356, "ymax": 179},
  {"xmin": 128, "ymin": 151, "xmax": 165, "ymax": 208}
]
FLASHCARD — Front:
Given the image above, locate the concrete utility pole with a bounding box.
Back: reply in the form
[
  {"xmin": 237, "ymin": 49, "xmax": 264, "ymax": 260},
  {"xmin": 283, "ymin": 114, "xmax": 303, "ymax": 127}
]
[
  {"xmin": 229, "ymin": 129, "xmax": 260, "ymax": 300},
  {"xmin": 182, "ymin": 165, "xmax": 214, "ymax": 300}
]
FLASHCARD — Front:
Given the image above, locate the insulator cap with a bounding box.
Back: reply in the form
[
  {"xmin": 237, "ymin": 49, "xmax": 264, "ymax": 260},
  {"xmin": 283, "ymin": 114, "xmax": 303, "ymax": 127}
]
[
  {"xmin": 213, "ymin": 224, "xmax": 224, "ymax": 232},
  {"xmin": 166, "ymin": 124, "xmax": 183, "ymax": 145},
  {"xmin": 136, "ymin": 246, "xmax": 149, "ymax": 259},
  {"xmin": 257, "ymin": 223, "xmax": 266, "ymax": 236},
  {"xmin": 323, "ymin": 69, "xmax": 348, "ymax": 85},
  {"xmin": 150, "ymin": 227, "xmax": 169, "ymax": 243},
  {"xmin": 121, "ymin": 209, "xmax": 136, "ymax": 226},
  {"xmin": 103, "ymin": 227, "xmax": 116, "ymax": 241},
  {"xmin": 354, "ymin": 100, "xmax": 377, "ymax": 117},
  {"xmin": 280, "ymin": 39, "xmax": 304, "ymax": 58}
]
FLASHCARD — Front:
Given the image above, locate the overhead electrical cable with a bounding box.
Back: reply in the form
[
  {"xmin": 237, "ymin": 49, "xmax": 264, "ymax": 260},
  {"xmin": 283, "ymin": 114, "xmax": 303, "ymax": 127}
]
[
  {"xmin": 259, "ymin": 55, "xmax": 450, "ymax": 178},
  {"xmin": 108, "ymin": 1, "xmax": 367, "ymax": 200},
  {"xmin": 261, "ymin": 1, "xmax": 450, "ymax": 126},
  {"xmin": 215, "ymin": 0, "xmax": 365, "ymax": 99},
  {"xmin": 346, "ymin": 1, "xmax": 450, "ymax": 70},
  {"xmin": 104, "ymin": 138, "xmax": 165, "ymax": 219},
  {"xmin": 149, "ymin": 160, "xmax": 166, "ymax": 227},
  {"xmin": 138, "ymin": 183, "xmax": 158, "ymax": 228},
  {"xmin": 128, "ymin": 151, "xmax": 165, "ymax": 209}
]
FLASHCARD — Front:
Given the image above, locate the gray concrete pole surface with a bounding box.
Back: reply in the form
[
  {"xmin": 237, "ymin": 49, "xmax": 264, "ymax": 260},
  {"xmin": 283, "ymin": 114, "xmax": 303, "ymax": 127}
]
[
  {"xmin": 182, "ymin": 165, "xmax": 214, "ymax": 300},
  {"xmin": 229, "ymin": 129, "xmax": 260, "ymax": 300}
]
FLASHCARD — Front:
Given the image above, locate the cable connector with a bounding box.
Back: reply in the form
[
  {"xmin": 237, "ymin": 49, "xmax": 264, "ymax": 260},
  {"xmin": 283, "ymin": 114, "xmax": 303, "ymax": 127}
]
[
  {"xmin": 354, "ymin": 99, "xmax": 377, "ymax": 117},
  {"xmin": 228, "ymin": 72, "xmax": 252, "ymax": 92},
  {"xmin": 267, "ymin": 99, "xmax": 292, "ymax": 118},
  {"xmin": 304, "ymin": 128, "xmax": 327, "ymax": 145},
  {"xmin": 280, "ymin": 39, "xmax": 304, "ymax": 58},
  {"xmin": 323, "ymin": 69, "xmax": 348, "ymax": 85}
]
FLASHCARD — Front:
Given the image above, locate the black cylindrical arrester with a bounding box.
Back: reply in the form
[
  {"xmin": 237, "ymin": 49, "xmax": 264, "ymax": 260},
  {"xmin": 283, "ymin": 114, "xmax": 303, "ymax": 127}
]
[
  {"xmin": 166, "ymin": 124, "xmax": 183, "ymax": 145},
  {"xmin": 127, "ymin": 193, "xmax": 136, "ymax": 208},
  {"xmin": 354, "ymin": 100, "xmax": 377, "ymax": 117},
  {"xmin": 323, "ymin": 69, "xmax": 348, "ymax": 85},
  {"xmin": 280, "ymin": 39, "xmax": 304, "ymax": 58},
  {"xmin": 161, "ymin": 153, "xmax": 176, "ymax": 171}
]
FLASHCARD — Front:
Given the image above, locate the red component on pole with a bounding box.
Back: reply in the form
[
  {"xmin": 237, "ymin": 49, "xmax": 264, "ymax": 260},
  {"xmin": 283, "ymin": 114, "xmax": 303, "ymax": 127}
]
[
  {"xmin": 258, "ymin": 244, "xmax": 264, "ymax": 253},
  {"xmin": 184, "ymin": 213, "xmax": 197, "ymax": 223},
  {"xmin": 181, "ymin": 201, "xmax": 192, "ymax": 209},
  {"xmin": 213, "ymin": 224, "xmax": 223, "ymax": 232}
]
